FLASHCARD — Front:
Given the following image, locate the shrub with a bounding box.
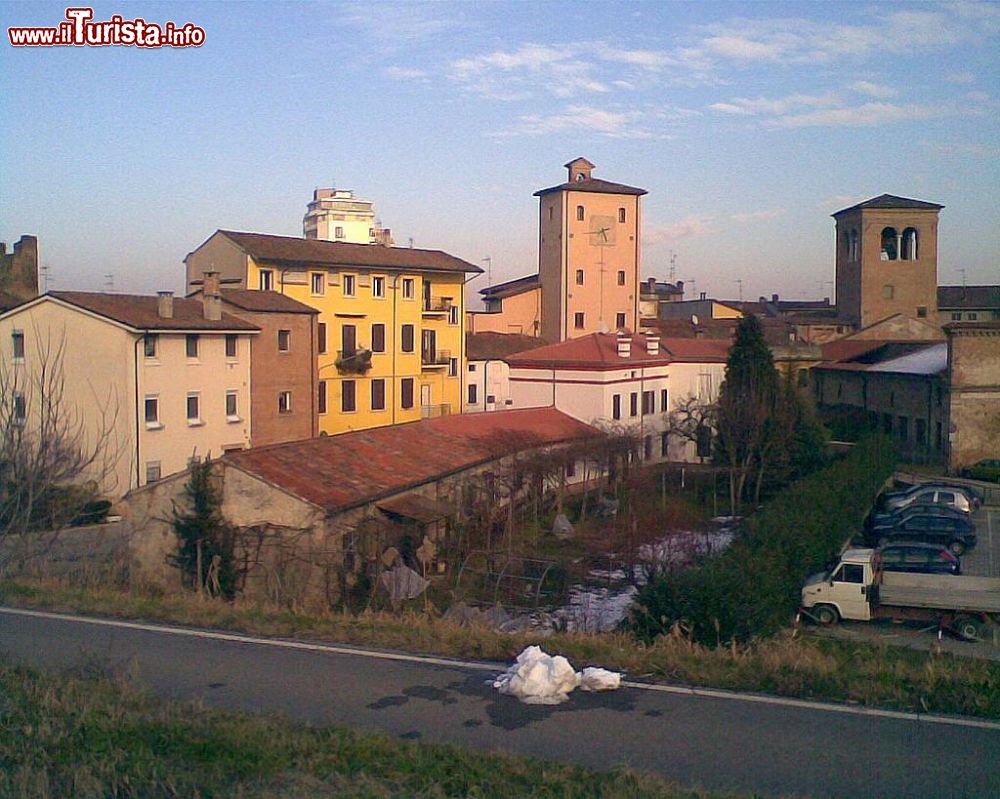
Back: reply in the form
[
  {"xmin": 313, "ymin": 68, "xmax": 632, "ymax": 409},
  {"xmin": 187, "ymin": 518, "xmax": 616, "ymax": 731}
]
[{"xmin": 629, "ymin": 436, "xmax": 895, "ymax": 645}]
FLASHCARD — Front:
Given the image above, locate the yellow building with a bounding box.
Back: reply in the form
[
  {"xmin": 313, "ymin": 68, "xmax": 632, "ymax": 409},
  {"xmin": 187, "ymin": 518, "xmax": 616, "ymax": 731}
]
[{"xmin": 185, "ymin": 231, "xmax": 481, "ymax": 435}]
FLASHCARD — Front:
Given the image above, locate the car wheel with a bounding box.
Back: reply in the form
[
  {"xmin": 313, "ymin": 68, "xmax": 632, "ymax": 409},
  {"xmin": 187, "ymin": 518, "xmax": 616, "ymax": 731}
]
[
  {"xmin": 949, "ymin": 540, "xmax": 966, "ymax": 556},
  {"xmin": 813, "ymin": 605, "xmax": 839, "ymax": 626},
  {"xmin": 954, "ymin": 616, "xmax": 984, "ymax": 642}
]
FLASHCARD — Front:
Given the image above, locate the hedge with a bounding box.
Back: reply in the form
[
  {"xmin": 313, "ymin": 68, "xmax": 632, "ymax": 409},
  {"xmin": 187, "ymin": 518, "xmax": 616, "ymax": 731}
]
[{"xmin": 629, "ymin": 436, "xmax": 896, "ymax": 644}]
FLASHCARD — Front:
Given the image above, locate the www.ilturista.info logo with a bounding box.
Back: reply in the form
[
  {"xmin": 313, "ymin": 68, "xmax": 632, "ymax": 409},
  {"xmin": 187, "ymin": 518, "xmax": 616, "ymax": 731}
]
[{"xmin": 8, "ymin": 7, "xmax": 205, "ymax": 48}]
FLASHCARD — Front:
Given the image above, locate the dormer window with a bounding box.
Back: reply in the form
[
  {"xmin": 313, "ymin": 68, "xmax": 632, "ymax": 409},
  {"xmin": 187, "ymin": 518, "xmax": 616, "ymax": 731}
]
[{"xmin": 576, "ymin": 173, "xmax": 586, "ymax": 182}]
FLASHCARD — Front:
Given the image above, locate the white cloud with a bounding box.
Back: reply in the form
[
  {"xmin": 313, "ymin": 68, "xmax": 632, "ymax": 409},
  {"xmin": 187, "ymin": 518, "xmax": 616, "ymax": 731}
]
[
  {"xmin": 819, "ymin": 195, "xmax": 867, "ymax": 211},
  {"xmin": 730, "ymin": 209, "xmax": 785, "ymax": 223},
  {"xmin": 767, "ymin": 102, "xmax": 942, "ymax": 128},
  {"xmin": 965, "ymin": 90, "xmax": 991, "ymax": 103},
  {"xmin": 709, "ymin": 93, "xmax": 841, "ymax": 116},
  {"xmin": 644, "ymin": 215, "xmax": 714, "ymax": 245},
  {"xmin": 449, "ymin": 44, "xmax": 610, "ymax": 99},
  {"xmin": 495, "ymin": 105, "xmax": 655, "ymax": 138},
  {"xmin": 850, "ymin": 81, "xmax": 897, "ymax": 99},
  {"xmin": 930, "ymin": 141, "xmax": 999, "ymax": 158},
  {"xmin": 946, "ymin": 70, "xmax": 977, "ymax": 84},
  {"xmin": 383, "ymin": 66, "xmax": 428, "ymax": 80}
]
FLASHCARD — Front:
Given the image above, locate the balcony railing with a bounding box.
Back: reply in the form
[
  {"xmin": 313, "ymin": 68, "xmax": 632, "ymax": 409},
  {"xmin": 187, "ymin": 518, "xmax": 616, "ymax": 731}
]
[
  {"xmin": 335, "ymin": 348, "xmax": 373, "ymax": 375},
  {"xmin": 421, "ymin": 403, "xmax": 452, "ymax": 419},
  {"xmin": 422, "ymin": 297, "xmax": 453, "ymax": 314},
  {"xmin": 420, "ymin": 348, "xmax": 452, "ymax": 369}
]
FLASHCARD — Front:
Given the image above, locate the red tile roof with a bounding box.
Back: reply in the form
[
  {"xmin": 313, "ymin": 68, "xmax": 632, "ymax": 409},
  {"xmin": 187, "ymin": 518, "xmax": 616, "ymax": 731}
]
[
  {"xmin": 466, "ymin": 331, "xmax": 548, "ymax": 360},
  {"xmin": 215, "ymin": 231, "xmax": 482, "ymax": 275},
  {"xmin": 505, "ymin": 332, "xmax": 730, "ymax": 368},
  {"xmin": 832, "ymin": 194, "xmax": 944, "ymax": 215},
  {"xmin": 534, "ymin": 177, "xmax": 647, "ymax": 197},
  {"xmin": 212, "ymin": 289, "xmax": 318, "ymax": 314},
  {"xmin": 48, "ymin": 292, "xmax": 259, "ymax": 331},
  {"xmin": 938, "ymin": 285, "xmax": 1000, "ymax": 310},
  {"xmin": 224, "ymin": 408, "xmax": 595, "ymax": 514}
]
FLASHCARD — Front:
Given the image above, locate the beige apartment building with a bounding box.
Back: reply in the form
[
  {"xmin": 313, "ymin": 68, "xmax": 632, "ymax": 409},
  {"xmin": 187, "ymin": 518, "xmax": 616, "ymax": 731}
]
[{"xmin": 0, "ymin": 291, "xmax": 258, "ymax": 497}]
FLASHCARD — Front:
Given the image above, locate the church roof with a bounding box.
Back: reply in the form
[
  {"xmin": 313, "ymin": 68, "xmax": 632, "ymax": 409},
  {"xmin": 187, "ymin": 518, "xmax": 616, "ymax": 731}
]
[{"xmin": 833, "ymin": 194, "xmax": 944, "ymax": 215}]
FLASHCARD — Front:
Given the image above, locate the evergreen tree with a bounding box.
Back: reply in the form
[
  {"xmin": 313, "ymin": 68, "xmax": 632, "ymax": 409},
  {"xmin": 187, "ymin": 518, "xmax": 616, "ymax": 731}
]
[
  {"xmin": 714, "ymin": 314, "xmax": 780, "ymax": 512},
  {"xmin": 170, "ymin": 459, "xmax": 239, "ymax": 598}
]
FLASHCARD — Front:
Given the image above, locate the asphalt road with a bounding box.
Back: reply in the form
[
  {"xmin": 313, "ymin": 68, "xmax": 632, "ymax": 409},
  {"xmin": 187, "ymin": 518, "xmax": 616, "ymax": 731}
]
[{"xmin": 2, "ymin": 609, "xmax": 998, "ymax": 798}]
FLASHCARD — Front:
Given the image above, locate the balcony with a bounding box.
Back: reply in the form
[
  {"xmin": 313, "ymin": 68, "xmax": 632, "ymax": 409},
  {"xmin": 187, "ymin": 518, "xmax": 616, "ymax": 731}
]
[
  {"xmin": 421, "ymin": 348, "xmax": 451, "ymax": 370},
  {"xmin": 335, "ymin": 348, "xmax": 373, "ymax": 375},
  {"xmin": 421, "ymin": 403, "xmax": 452, "ymax": 419},
  {"xmin": 421, "ymin": 297, "xmax": 453, "ymax": 317}
]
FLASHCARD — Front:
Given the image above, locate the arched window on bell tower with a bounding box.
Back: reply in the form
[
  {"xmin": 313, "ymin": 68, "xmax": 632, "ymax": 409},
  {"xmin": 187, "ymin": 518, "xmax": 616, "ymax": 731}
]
[
  {"xmin": 849, "ymin": 229, "xmax": 859, "ymax": 261},
  {"xmin": 880, "ymin": 227, "xmax": 899, "ymax": 261},
  {"xmin": 901, "ymin": 227, "xmax": 918, "ymax": 260}
]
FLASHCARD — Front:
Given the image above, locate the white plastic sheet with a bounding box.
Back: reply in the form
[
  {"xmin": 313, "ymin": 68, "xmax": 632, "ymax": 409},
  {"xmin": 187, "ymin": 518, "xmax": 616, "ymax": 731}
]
[{"xmin": 492, "ymin": 646, "xmax": 622, "ymax": 704}]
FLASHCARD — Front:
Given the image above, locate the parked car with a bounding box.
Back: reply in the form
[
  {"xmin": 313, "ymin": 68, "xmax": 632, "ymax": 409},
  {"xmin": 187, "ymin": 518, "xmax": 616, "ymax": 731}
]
[
  {"xmin": 868, "ymin": 502, "xmax": 970, "ymax": 530},
  {"xmin": 960, "ymin": 459, "xmax": 1000, "ymax": 484},
  {"xmin": 869, "ymin": 510, "xmax": 977, "ymax": 555},
  {"xmin": 874, "ymin": 543, "xmax": 961, "ymax": 575},
  {"xmin": 881, "ymin": 484, "xmax": 977, "ymax": 514}
]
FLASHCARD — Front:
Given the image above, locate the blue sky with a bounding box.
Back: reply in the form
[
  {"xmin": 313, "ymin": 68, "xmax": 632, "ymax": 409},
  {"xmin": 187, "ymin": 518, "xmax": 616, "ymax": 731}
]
[{"xmin": 2, "ymin": 1, "xmax": 998, "ymax": 304}]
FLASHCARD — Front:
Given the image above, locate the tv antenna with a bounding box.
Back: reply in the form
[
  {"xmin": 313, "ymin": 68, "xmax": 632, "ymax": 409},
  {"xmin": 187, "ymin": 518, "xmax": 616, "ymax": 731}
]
[
  {"xmin": 39, "ymin": 263, "xmax": 52, "ymax": 292},
  {"xmin": 959, "ymin": 268, "xmax": 967, "ymax": 288},
  {"xmin": 482, "ymin": 256, "xmax": 492, "ymax": 287},
  {"xmin": 668, "ymin": 250, "xmax": 678, "ymax": 282},
  {"xmin": 104, "ymin": 273, "xmax": 115, "ymax": 292},
  {"xmin": 733, "ymin": 278, "xmax": 743, "ymax": 302}
]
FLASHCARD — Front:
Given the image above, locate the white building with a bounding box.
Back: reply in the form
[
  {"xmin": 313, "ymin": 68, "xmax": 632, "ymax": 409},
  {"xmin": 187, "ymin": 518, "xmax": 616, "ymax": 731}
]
[
  {"xmin": 464, "ymin": 331, "xmax": 546, "ymax": 413},
  {"xmin": 505, "ymin": 332, "xmax": 729, "ymax": 462},
  {"xmin": 303, "ymin": 188, "xmax": 392, "ymax": 245},
  {"xmin": 0, "ymin": 291, "xmax": 258, "ymax": 497}
]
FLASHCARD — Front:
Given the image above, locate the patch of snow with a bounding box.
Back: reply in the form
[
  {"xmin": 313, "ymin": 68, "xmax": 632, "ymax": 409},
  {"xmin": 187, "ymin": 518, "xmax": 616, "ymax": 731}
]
[
  {"xmin": 579, "ymin": 667, "xmax": 622, "ymax": 692},
  {"xmin": 493, "ymin": 646, "xmax": 622, "ymax": 704}
]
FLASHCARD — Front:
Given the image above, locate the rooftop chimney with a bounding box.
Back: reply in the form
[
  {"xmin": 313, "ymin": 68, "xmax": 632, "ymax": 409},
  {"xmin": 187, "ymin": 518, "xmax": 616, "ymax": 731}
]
[
  {"xmin": 156, "ymin": 290, "xmax": 174, "ymax": 319},
  {"xmin": 676, "ymin": 280, "xmax": 684, "ymax": 294},
  {"xmin": 772, "ymin": 293, "xmax": 779, "ymax": 303},
  {"xmin": 647, "ymin": 276, "xmax": 657, "ymax": 292},
  {"xmin": 202, "ymin": 270, "xmax": 222, "ymax": 321},
  {"xmin": 699, "ymin": 291, "xmax": 707, "ymax": 301},
  {"xmin": 645, "ymin": 333, "xmax": 660, "ymax": 355},
  {"xmin": 616, "ymin": 332, "xmax": 632, "ymax": 358}
]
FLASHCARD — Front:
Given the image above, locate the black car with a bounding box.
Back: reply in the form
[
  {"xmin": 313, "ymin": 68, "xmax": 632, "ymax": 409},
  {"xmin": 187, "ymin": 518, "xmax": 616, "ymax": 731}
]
[
  {"xmin": 868, "ymin": 503, "xmax": 970, "ymax": 530},
  {"xmin": 869, "ymin": 511, "xmax": 977, "ymax": 555},
  {"xmin": 874, "ymin": 543, "xmax": 961, "ymax": 575}
]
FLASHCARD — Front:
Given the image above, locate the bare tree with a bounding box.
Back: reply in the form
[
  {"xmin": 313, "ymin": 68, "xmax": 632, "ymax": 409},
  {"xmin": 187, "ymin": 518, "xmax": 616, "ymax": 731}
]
[
  {"xmin": 663, "ymin": 394, "xmax": 716, "ymax": 463},
  {"xmin": 0, "ymin": 325, "xmax": 123, "ymax": 555}
]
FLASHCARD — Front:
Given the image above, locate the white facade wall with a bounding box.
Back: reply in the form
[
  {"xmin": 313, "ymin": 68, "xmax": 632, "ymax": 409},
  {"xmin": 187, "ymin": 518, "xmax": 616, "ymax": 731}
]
[{"xmin": 464, "ymin": 358, "xmax": 514, "ymax": 413}]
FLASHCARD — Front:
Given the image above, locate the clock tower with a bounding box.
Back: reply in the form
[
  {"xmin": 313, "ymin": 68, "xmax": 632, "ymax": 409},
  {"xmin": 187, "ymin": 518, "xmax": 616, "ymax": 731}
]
[{"xmin": 535, "ymin": 158, "xmax": 647, "ymax": 341}]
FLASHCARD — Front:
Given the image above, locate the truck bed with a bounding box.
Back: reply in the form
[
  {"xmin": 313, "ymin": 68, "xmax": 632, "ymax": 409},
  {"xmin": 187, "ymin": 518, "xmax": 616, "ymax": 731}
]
[{"xmin": 877, "ymin": 572, "xmax": 1000, "ymax": 614}]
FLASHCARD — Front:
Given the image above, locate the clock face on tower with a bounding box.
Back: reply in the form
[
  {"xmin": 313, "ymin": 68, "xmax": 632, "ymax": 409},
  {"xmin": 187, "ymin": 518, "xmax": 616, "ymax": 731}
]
[{"xmin": 588, "ymin": 214, "xmax": 616, "ymax": 246}]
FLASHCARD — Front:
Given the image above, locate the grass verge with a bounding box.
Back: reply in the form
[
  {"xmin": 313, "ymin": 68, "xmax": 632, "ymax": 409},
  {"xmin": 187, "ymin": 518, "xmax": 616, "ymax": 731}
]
[
  {"xmin": 2, "ymin": 577, "xmax": 998, "ymax": 720},
  {"xmin": 0, "ymin": 660, "xmax": 757, "ymax": 799}
]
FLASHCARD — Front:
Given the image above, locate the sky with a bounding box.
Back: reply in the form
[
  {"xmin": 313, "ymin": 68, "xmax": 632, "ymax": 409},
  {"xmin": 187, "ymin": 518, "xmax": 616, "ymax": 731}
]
[{"xmin": 2, "ymin": 1, "xmax": 998, "ymax": 306}]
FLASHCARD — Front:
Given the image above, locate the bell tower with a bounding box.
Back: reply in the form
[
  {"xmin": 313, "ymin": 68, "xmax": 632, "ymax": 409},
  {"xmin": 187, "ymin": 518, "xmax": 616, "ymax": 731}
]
[{"xmin": 833, "ymin": 194, "xmax": 943, "ymax": 328}]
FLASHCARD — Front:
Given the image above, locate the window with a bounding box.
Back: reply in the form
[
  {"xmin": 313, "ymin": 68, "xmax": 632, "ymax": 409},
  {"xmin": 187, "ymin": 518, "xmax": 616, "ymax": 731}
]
[
  {"xmin": 318, "ymin": 381, "xmax": 327, "ymax": 415},
  {"xmin": 882, "ymin": 413, "xmax": 893, "ymax": 435},
  {"xmin": 401, "ymin": 377, "xmax": 414, "ymax": 409},
  {"xmin": 574, "ymin": 312, "xmax": 585, "ymax": 329},
  {"xmin": 898, "ymin": 416, "xmax": 909, "ymax": 442},
  {"xmin": 575, "ymin": 269, "xmax": 584, "ymax": 285},
  {"xmin": 696, "ymin": 426, "xmax": 712, "ymax": 459},
  {"xmin": 880, "ymin": 227, "xmax": 898, "ymax": 261},
  {"xmin": 644, "ymin": 435, "xmax": 653, "ymax": 460},
  {"xmin": 448, "ymin": 305, "xmax": 459, "ymax": 325},
  {"xmin": 951, "ymin": 312, "xmax": 962, "ymax": 321},
  {"xmin": 342, "ymin": 274, "xmax": 356, "ymax": 297},
  {"xmin": 259, "ymin": 270, "xmax": 273, "ymax": 291},
  {"xmin": 278, "ymin": 391, "xmax": 292, "ymax": 414},
  {"xmin": 661, "ymin": 432, "xmax": 669, "ymax": 457},
  {"xmin": 401, "ymin": 324, "xmax": 415, "ymax": 353},
  {"xmin": 618, "ymin": 207, "xmax": 626, "ymax": 223},
  {"xmin": 617, "ymin": 270, "xmax": 626, "ymax": 286},
  {"xmin": 402, "ymin": 278, "xmax": 415, "ymax": 299},
  {"xmin": 449, "ymin": 358, "xmax": 458, "ymax": 377},
  {"xmin": 882, "ymin": 285, "xmax": 894, "ymax": 300},
  {"xmin": 186, "ymin": 394, "xmax": 201, "ymax": 424},
  {"xmin": 548, "ymin": 206, "xmax": 554, "ymax": 220},
  {"xmin": 311, "ymin": 273, "xmax": 325, "ymax": 295},
  {"xmin": 901, "ymin": 227, "xmax": 918, "ymax": 260},
  {"xmin": 371, "ymin": 378, "xmax": 385, "ymax": 411},
  {"xmin": 935, "ymin": 421, "xmax": 942, "ymax": 450},
  {"xmin": 468, "ymin": 384, "xmax": 478, "ymax": 405},
  {"xmin": 468, "ymin": 364, "xmax": 476, "ymax": 372},
  {"xmin": 335, "ymin": 226, "xmax": 344, "ymax": 239},
  {"xmin": 968, "ymin": 312, "xmax": 978, "ymax": 321},
  {"xmin": 145, "ymin": 462, "xmax": 161, "ymax": 484},
  {"xmin": 612, "ymin": 394, "xmax": 621, "ymax": 420},
  {"xmin": 660, "ymin": 389, "xmax": 669, "ymax": 413},
  {"xmin": 641, "ymin": 391, "xmax": 653, "ymax": 415},
  {"xmin": 576, "ymin": 205, "xmax": 584, "ymax": 221},
  {"xmin": 225, "ymin": 391, "xmax": 239, "ymax": 420},
  {"xmin": 834, "ymin": 564, "xmax": 864, "ymax": 584},
  {"xmin": 341, "ymin": 324, "xmax": 357, "ymax": 357},
  {"xmin": 916, "ymin": 306, "xmax": 927, "ymax": 318},
  {"xmin": 566, "ymin": 460, "xmax": 576, "ymax": 478},
  {"xmin": 225, "ymin": 334, "xmax": 237, "ymax": 359},
  {"xmin": 186, "ymin": 334, "xmax": 199, "ymax": 358},
  {"xmin": 317, "ymin": 323, "xmax": 327, "ymax": 354},
  {"xmin": 616, "ymin": 313, "xmax": 627, "ymax": 330},
  {"xmin": 797, "ymin": 368, "xmax": 808, "ymax": 388},
  {"xmin": 143, "ymin": 334, "xmax": 157, "ymax": 359},
  {"xmin": 630, "ymin": 392, "xmax": 638, "ymax": 417},
  {"xmin": 277, "ymin": 329, "xmax": 291, "ymax": 352},
  {"xmin": 371, "ymin": 323, "xmax": 386, "ymax": 353},
  {"xmin": 144, "ymin": 396, "xmax": 160, "ymax": 427},
  {"xmin": 372, "ymin": 276, "xmax": 385, "ymax": 298}
]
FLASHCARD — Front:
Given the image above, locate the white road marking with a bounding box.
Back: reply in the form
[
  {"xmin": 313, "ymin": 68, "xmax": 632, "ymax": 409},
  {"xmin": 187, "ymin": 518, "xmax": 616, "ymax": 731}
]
[{"xmin": 2, "ymin": 606, "xmax": 999, "ymax": 732}]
